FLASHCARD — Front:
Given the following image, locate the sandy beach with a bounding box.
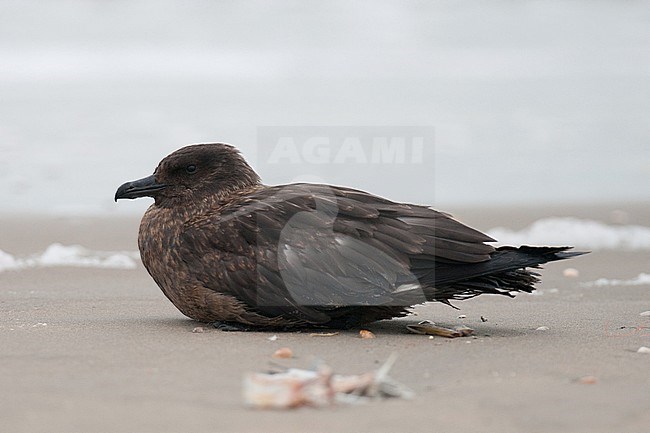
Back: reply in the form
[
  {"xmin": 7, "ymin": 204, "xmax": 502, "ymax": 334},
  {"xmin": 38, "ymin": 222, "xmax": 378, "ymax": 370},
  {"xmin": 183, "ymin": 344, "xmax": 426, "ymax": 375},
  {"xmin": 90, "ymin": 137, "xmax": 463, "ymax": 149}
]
[{"xmin": 1, "ymin": 204, "xmax": 649, "ymax": 433}]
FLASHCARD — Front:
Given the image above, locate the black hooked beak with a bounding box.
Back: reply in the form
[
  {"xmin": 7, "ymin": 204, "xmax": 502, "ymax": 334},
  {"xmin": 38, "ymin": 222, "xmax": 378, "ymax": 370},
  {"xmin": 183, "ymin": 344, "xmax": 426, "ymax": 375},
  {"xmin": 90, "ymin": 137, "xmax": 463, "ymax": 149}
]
[{"xmin": 115, "ymin": 175, "xmax": 167, "ymax": 201}]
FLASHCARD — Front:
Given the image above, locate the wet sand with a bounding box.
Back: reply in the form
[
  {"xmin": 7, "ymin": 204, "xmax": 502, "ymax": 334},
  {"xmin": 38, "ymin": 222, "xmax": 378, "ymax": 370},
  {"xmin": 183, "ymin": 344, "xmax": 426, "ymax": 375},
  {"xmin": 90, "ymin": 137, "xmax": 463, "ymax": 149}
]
[{"xmin": 1, "ymin": 204, "xmax": 649, "ymax": 433}]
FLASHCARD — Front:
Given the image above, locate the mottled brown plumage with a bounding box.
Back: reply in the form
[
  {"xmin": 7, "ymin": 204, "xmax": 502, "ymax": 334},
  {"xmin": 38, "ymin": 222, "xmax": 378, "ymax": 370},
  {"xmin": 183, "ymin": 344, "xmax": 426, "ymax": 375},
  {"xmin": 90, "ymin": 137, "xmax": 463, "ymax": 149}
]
[{"xmin": 115, "ymin": 143, "xmax": 583, "ymax": 329}]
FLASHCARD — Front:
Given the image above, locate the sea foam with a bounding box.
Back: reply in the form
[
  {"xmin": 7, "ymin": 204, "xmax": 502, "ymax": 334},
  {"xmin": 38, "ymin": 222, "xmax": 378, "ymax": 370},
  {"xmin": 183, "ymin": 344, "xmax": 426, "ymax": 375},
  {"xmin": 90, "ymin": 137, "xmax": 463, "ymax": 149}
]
[
  {"xmin": 582, "ymin": 273, "xmax": 650, "ymax": 287},
  {"xmin": 488, "ymin": 217, "xmax": 650, "ymax": 250},
  {"xmin": 0, "ymin": 249, "xmax": 19, "ymax": 271},
  {"xmin": 0, "ymin": 244, "xmax": 139, "ymax": 272}
]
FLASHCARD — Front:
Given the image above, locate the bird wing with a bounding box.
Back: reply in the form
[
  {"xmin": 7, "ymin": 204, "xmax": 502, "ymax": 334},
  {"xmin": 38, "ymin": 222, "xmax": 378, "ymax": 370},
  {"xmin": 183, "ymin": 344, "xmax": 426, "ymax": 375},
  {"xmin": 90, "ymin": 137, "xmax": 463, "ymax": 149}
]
[{"xmin": 180, "ymin": 183, "xmax": 496, "ymax": 323}]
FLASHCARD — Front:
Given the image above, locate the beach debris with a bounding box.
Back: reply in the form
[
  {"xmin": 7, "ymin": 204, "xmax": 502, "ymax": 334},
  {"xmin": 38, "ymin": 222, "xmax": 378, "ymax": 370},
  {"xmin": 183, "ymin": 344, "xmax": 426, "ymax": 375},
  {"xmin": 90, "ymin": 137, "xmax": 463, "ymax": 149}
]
[
  {"xmin": 457, "ymin": 314, "xmax": 467, "ymax": 319},
  {"xmin": 406, "ymin": 320, "xmax": 474, "ymax": 338},
  {"xmin": 272, "ymin": 347, "xmax": 294, "ymax": 359},
  {"xmin": 640, "ymin": 311, "xmax": 650, "ymax": 317},
  {"xmin": 563, "ymin": 268, "xmax": 580, "ymax": 278},
  {"xmin": 267, "ymin": 335, "xmax": 278, "ymax": 341},
  {"xmin": 578, "ymin": 375, "xmax": 598, "ymax": 384},
  {"xmin": 637, "ymin": 346, "xmax": 650, "ymax": 354},
  {"xmin": 192, "ymin": 326, "xmax": 205, "ymax": 333},
  {"xmin": 242, "ymin": 353, "xmax": 413, "ymax": 409},
  {"xmin": 309, "ymin": 332, "xmax": 339, "ymax": 337},
  {"xmin": 480, "ymin": 316, "xmax": 488, "ymax": 322},
  {"xmin": 535, "ymin": 326, "xmax": 550, "ymax": 331},
  {"xmin": 359, "ymin": 329, "xmax": 376, "ymax": 339}
]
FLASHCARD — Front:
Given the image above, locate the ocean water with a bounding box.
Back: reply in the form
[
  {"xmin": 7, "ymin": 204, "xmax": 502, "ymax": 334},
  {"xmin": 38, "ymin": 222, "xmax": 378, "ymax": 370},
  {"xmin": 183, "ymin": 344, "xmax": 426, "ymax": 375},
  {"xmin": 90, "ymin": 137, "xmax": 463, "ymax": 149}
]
[
  {"xmin": 0, "ymin": 0, "xmax": 649, "ymax": 215},
  {"xmin": 1, "ymin": 216, "xmax": 648, "ymax": 274}
]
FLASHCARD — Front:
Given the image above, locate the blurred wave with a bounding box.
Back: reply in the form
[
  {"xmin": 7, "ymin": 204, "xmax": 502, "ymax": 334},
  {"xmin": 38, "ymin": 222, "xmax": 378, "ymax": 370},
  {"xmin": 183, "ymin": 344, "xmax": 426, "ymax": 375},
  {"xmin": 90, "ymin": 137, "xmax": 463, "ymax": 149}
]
[
  {"xmin": 488, "ymin": 217, "xmax": 650, "ymax": 250},
  {"xmin": 0, "ymin": 243, "xmax": 138, "ymax": 272}
]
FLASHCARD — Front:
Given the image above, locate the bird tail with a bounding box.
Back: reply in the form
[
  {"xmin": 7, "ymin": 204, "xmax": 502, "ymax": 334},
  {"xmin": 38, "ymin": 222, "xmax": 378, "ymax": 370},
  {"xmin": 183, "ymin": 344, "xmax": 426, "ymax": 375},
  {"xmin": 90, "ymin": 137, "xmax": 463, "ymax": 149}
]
[{"xmin": 426, "ymin": 246, "xmax": 588, "ymax": 301}]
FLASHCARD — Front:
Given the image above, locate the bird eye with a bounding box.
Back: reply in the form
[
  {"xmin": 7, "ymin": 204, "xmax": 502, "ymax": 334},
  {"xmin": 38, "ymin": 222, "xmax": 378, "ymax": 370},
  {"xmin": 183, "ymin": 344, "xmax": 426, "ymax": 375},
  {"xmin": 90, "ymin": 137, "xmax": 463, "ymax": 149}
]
[{"xmin": 185, "ymin": 164, "xmax": 197, "ymax": 174}]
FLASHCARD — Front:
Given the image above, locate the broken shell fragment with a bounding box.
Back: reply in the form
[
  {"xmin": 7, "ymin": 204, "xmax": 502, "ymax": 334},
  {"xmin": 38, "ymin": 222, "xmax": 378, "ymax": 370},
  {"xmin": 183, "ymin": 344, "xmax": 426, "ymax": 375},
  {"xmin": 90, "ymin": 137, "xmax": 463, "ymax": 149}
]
[{"xmin": 359, "ymin": 330, "xmax": 376, "ymax": 339}]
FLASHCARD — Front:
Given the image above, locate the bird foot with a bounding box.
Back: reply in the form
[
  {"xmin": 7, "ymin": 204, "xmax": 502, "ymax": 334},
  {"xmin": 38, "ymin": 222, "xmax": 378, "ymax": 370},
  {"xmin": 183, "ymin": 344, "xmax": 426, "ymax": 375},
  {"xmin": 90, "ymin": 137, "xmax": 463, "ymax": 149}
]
[
  {"xmin": 212, "ymin": 321, "xmax": 254, "ymax": 332},
  {"xmin": 406, "ymin": 320, "xmax": 474, "ymax": 338}
]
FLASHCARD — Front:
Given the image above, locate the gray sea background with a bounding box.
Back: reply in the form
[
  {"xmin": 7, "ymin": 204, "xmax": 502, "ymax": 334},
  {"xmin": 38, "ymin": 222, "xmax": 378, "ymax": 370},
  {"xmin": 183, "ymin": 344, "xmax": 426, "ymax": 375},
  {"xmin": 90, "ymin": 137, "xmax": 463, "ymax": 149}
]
[{"xmin": 1, "ymin": 0, "xmax": 648, "ymax": 216}]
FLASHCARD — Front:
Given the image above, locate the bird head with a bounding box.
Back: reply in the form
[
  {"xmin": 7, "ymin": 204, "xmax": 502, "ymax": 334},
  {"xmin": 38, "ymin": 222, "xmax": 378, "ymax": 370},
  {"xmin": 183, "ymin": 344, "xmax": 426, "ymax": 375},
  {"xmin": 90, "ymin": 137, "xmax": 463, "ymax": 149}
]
[{"xmin": 115, "ymin": 143, "xmax": 261, "ymax": 207}]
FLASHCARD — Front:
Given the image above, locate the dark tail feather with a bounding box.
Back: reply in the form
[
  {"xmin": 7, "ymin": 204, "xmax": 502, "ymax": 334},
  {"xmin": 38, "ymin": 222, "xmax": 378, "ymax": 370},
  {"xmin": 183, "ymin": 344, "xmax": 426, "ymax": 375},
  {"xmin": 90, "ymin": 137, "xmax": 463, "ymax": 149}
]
[
  {"xmin": 489, "ymin": 246, "xmax": 589, "ymax": 272},
  {"xmin": 423, "ymin": 246, "xmax": 588, "ymax": 302}
]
